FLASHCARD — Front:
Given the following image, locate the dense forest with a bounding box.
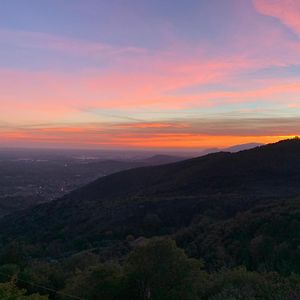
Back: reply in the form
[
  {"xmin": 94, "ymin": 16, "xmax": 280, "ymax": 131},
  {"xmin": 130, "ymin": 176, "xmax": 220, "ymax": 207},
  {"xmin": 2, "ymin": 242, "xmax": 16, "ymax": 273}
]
[
  {"xmin": 1, "ymin": 238, "xmax": 300, "ymax": 299},
  {"xmin": 0, "ymin": 139, "xmax": 300, "ymax": 299}
]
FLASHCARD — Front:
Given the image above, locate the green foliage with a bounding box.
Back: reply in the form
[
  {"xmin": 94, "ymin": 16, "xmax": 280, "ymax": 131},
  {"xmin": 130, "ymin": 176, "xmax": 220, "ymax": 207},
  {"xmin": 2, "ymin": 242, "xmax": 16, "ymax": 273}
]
[
  {"xmin": 0, "ymin": 264, "xmax": 20, "ymax": 283},
  {"xmin": 205, "ymin": 267, "xmax": 300, "ymax": 300},
  {"xmin": 20, "ymin": 261, "xmax": 65, "ymax": 295},
  {"xmin": 63, "ymin": 252, "xmax": 99, "ymax": 273},
  {"xmin": 0, "ymin": 279, "xmax": 48, "ymax": 299},
  {"xmin": 177, "ymin": 198, "xmax": 300, "ymax": 275},
  {"xmin": 63, "ymin": 263, "xmax": 123, "ymax": 300},
  {"xmin": 0, "ymin": 238, "xmax": 300, "ymax": 299},
  {"xmin": 124, "ymin": 238, "xmax": 207, "ymax": 300}
]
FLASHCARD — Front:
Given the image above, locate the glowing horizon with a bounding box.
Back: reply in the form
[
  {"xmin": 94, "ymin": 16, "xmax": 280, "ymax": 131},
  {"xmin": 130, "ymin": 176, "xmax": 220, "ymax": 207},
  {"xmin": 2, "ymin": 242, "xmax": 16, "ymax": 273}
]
[{"xmin": 1, "ymin": 0, "xmax": 300, "ymax": 149}]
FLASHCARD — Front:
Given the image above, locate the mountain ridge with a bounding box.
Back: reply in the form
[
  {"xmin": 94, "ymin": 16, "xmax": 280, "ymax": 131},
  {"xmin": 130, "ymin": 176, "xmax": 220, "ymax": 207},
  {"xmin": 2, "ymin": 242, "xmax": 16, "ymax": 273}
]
[{"xmin": 1, "ymin": 138, "xmax": 300, "ymax": 255}]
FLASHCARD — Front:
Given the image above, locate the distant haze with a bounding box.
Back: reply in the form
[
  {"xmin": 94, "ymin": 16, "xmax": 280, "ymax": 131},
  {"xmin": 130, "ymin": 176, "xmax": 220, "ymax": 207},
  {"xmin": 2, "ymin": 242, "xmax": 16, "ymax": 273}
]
[{"xmin": 0, "ymin": 142, "xmax": 263, "ymax": 162}]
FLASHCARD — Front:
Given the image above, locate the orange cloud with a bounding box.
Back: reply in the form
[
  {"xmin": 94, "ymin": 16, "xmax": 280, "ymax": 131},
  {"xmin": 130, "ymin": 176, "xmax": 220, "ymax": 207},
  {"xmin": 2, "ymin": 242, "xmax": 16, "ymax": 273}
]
[
  {"xmin": 106, "ymin": 134, "xmax": 294, "ymax": 149},
  {"xmin": 1, "ymin": 129, "xmax": 295, "ymax": 150},
  {"xmin": 1, "ymin": 117, "xmax": 300, "ymax": 149}
]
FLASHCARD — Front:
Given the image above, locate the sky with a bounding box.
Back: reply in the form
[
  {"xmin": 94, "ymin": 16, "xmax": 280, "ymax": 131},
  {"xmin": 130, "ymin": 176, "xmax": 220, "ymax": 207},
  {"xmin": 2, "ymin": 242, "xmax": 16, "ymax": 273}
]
[{"xmin": 1, "ymin": 0, "xmax": 300, "ymax": 150}]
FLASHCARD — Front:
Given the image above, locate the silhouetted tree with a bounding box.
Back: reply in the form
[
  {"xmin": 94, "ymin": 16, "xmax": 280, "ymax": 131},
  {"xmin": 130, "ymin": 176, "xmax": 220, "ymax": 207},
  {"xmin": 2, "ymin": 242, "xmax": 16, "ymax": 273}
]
[{"xmin": 124, "ymin": 238, "xmax": 207, "ymax": 300}]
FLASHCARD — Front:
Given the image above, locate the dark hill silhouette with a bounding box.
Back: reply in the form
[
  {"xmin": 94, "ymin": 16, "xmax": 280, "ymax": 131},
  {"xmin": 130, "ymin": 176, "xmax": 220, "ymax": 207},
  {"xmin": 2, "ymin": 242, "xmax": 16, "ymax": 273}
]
[
  {"xmin": 1, "ymin": 138, "xmax": 300, "ymax": 253},
  {"xmin": 69, "ymin": 138, "xmax": 299, "ymax": 199}
]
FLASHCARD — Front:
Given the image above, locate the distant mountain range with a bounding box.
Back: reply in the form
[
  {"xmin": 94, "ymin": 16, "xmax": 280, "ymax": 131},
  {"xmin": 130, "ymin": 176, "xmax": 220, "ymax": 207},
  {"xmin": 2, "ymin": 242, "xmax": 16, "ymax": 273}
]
[{"xmin": 223, "ymin": 142, "xmax": 263, "ymax": 152}]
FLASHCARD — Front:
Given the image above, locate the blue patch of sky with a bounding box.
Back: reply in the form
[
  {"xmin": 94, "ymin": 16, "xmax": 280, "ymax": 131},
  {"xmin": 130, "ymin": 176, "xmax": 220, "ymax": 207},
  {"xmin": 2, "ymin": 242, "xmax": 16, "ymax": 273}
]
[{"xmin": 0, "ymin": 0, "xmax": 254, "ymax": 51}]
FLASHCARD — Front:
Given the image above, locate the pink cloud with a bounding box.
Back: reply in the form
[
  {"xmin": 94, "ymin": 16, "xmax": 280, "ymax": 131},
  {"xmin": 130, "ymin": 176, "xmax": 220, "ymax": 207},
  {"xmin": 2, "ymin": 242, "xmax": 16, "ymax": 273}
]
[
  {"xmin": 253, "ymin": 0, "xmax": 300, "ymax": 36},
  {"xmin": 0, "ymin": 53, "xmax": 260, "ymax": 121},
  {"xmin": 1, "ymin": 64, "xmax": 300, "ymax": 128}
]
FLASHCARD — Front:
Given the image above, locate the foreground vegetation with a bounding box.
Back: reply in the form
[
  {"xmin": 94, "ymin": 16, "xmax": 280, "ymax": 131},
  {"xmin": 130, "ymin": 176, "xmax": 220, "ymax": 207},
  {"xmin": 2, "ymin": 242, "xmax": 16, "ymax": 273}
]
[{"xmin": 0, "ymin": 238, "xmax": 300, "ymax": 299}]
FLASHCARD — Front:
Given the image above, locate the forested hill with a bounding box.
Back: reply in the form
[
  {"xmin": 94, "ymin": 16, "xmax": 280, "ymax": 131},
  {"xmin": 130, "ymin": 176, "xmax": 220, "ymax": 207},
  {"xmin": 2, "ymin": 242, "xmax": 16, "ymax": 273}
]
[
  {"xmin": 1, "ymin": 138, "xmax": 300, "ymax": 254},
  {"xmin": 70, "ymin": 138, "xmax": 300, "ymax": 200}
]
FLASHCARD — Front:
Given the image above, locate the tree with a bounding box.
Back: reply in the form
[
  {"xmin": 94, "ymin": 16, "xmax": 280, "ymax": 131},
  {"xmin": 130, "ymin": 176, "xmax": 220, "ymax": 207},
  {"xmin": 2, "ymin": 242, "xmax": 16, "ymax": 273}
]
[
  {"xmin": 0, "ymin": 279, "xmax": 48, "ymax": 299},
  {"xmin": 63, "ymin": 263, "xmax": 123, "ymax": 300},
  {"xmin": 124, "ymin": 238, "xmax": 207, "ymax": 300},
  {"xmin": 205, "ymin": 267, "xmax": 300, "ymax": 300}
]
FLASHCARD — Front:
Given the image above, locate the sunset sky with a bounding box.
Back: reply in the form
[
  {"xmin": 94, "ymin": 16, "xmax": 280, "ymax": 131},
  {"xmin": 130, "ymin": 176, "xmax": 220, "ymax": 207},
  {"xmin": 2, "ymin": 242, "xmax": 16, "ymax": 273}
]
[{"xmin": 1, "ymin": 0, "xmax": 300, "ymax": 150}]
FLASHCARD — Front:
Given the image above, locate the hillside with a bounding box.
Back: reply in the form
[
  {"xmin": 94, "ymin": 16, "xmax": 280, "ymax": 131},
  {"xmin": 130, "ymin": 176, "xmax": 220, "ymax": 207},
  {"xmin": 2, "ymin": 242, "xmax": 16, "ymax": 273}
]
[
  {"xmin": 175, "ymin": 196, "xmax": 300, "ymax": 274},
  {"xmin": 1, "ymin": 139, "xmax": 300, "ymax": 258}
]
